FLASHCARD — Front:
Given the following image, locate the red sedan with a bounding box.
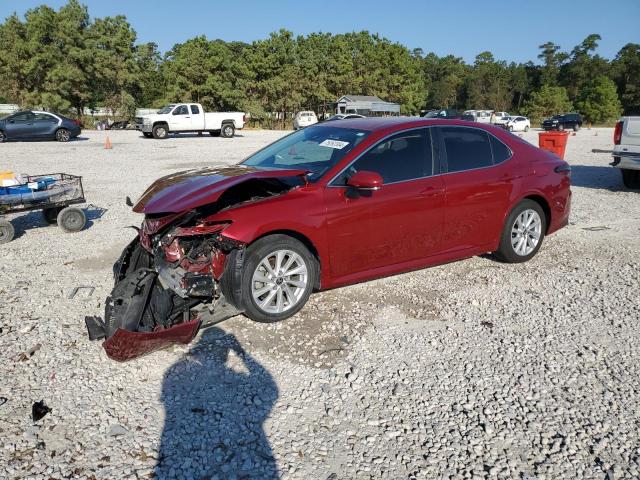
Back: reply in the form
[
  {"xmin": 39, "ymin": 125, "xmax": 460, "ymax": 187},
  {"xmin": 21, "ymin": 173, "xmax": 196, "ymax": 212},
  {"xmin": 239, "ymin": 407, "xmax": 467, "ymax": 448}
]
[{"xmin": 88, "ymin": 118, "xmax": 571, "ymax": 360}]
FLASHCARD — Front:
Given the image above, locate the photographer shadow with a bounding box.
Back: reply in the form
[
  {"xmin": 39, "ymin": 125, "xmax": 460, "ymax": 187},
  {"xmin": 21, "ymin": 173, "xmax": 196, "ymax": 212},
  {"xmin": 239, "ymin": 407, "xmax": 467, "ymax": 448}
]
[{"xmin": 156, "ymin": 326, "xmax": 279, "ymax": 479}]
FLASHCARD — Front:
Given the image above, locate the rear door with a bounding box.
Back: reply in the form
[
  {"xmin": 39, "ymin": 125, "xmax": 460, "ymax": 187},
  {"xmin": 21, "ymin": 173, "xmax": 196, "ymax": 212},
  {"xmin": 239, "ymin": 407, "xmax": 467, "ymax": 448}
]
[
  {"xmin": 437, "ymin": 126, "xmax": 515, "ymax": 252},
  {"xmin": 324, "ymin": 128, "xmax": 445, "ymax": 279},
  {"xmin": 189, "ymin": 104, "xmax": 204, "ymax": 130},
  {"xmin": 32, "ymin": 113, "xmax": 59, "ymax": 138}
]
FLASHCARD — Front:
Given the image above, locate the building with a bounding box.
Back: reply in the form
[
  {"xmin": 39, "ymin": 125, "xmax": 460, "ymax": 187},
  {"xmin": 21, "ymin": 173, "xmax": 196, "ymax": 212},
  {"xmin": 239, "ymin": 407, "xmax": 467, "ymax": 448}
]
[{"xmin": 335, "ymin": 95, "xmax": 400, "ymax": 116}]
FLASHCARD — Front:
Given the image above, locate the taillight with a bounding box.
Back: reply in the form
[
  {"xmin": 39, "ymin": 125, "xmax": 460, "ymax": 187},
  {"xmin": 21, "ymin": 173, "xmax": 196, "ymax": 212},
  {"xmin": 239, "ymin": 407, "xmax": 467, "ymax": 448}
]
[
  {"xmin": 242, "ymin": 114, "xmax": 246, "ymax": 123},
  {"xmin": 614, "ymin": 121, "xmax": 623, "ymax": 145}
]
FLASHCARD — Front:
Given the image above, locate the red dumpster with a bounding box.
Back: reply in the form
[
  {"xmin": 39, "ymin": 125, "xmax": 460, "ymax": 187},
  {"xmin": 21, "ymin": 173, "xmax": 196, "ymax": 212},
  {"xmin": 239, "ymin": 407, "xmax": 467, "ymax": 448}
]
[{"xmin": 538, "ymin": 131, "xmax": 569, "ymax": 159}]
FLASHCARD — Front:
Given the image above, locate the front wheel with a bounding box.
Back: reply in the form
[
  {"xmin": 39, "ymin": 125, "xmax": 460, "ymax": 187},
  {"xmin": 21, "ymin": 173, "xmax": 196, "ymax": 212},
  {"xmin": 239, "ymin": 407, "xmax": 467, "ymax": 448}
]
[
  {"xmin": 621, "ymin": 169, "xmax": 640, "ymax": 189},
  {"xmin": 221, "ymin": 123, "xmax": 235, "ymax": 138},
  {"xmin": 56, "ymin": 128, "xmax": 71, "ymax": 142},
  {"xmin": 494, "ymin": 200, "xmax": 546, "ymax": 263},
  {"xmin": 558, "ymin": 124, "xmax": 564, "ymax": 132},
  {"xmin": 57, "ymin": 207, "xmax": 86, "ymax": 233},
  {"xmin": 152, "ymin": 124, "xmax": 169, "ymax": 139},
  {"xmin": 573, "ymin": 124, "xmax": 580, "ymax": 132},
  {"xmin": 239, "ymin": 235, "xmax": 317, "ymax": 323},
  {"xmin": 524, "ymin": 125, "xmax": 530, "ymax": 132}
]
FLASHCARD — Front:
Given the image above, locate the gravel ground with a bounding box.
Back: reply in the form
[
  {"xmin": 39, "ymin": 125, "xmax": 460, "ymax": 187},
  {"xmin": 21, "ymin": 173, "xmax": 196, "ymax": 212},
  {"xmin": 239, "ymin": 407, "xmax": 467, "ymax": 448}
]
[{"xmin": 0, "ymin": 127, "xmax": 638, "ymax": 480}]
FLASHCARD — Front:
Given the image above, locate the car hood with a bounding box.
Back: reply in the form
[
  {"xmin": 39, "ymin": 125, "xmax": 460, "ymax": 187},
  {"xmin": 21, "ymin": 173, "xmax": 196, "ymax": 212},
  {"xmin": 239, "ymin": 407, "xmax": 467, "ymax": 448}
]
[{"xmin": 133, "ymin": 165, "xmax": 308, "ymax": 214}]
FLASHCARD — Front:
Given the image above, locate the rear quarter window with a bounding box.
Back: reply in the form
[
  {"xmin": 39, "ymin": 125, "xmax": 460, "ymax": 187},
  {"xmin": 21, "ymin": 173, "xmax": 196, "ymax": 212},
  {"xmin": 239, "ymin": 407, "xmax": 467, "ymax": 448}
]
[{"xmin": 489, "ymin": 134, "xmax": 512, "ymax": 164}]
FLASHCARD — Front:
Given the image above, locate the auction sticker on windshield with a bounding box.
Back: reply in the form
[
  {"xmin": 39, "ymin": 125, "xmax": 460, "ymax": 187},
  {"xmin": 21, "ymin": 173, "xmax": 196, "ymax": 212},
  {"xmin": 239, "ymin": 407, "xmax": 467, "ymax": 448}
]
[{"xmin": 319, "ymin": 139, "xmax": 349, "ymax": 149}]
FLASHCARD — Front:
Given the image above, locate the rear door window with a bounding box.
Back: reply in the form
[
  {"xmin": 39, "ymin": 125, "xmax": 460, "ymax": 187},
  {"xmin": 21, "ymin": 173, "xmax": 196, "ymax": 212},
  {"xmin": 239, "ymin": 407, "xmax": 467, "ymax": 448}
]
[
  {"xmin": 190, "ymin": 105, "xmax": 200, "ymax": 115},
  {"xmin": 34, "ymin": 113, "xmax": 57, "ymax": 122},
  {"xmin": 440, "ymin": 127, "xmax": 493, "ymax": 173}
]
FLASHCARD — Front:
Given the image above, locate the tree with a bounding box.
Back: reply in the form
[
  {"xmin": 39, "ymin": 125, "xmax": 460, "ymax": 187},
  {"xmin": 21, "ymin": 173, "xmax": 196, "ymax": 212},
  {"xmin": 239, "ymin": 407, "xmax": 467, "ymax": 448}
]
[
  {"xmin": 612, "ymin": 43, "xmax": 640, "ymax": 114},
  {"xmin": 465, "ymin": 52, "xmax": 511, "ymax": 110},
  {"xmin": 537, "ymin": 41, "xmax": 567, "ymax": 86},
  {"xmin": 575, "ymin": 76, "xmax": 622, "ymax": 124},
  {"xmin": 523, "ymin": 85, "xmax": 573, "ymax": 122},
  {"xmin": 560, "ymin": 34, "xmax": 609, "ymax": 101}
]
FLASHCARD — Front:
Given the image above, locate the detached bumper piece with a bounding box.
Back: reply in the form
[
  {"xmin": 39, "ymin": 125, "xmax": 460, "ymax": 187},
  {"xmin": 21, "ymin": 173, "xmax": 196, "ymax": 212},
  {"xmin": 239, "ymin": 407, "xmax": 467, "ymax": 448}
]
[
  {"xmin": 102, "ymin": 319, "xmax": 202, "ymax": 362},
  {"xmin": 85, "ymin": 268, "xmax": 203, "ymax": 361}
]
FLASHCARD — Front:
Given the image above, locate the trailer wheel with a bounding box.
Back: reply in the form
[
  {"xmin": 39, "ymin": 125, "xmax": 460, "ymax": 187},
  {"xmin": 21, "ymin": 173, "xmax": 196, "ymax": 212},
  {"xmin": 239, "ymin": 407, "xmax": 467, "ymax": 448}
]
[
  {"xmin": 57, "ymin": 207, "xmax": 86, "ymax": 233},
  {"xmin": 43, "ymin": 207, "xmax": 63, "ymax": 225},
  {"xmin": 0, "ymin": 219, "xmax": 15, "ymax": 244},
  {"xmin": 221, "ymin": 123, "xmax": 235, "ymax": 138}
]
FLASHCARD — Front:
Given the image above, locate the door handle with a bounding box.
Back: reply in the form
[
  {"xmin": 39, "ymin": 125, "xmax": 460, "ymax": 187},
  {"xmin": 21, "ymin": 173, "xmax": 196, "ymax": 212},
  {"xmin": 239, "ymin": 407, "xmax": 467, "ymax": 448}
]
[
  {"xmin": 420, "ymin": 186, "xmax": 444, "ymax": 197},
  {"xmin": 185, "ymin": 116, "xmax": 191, "ymax": 118}
]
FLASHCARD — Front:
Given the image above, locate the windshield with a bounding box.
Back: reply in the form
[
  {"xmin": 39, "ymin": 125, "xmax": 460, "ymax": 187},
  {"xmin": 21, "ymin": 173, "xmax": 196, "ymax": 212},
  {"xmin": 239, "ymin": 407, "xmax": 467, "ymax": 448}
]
[
  {"xmin": 157, "ymin": 104, "xmax": 176, "ymax": 114},
  {"xmin": 242, "ymin": 125, "xmax": 371, "ymax": 182}
]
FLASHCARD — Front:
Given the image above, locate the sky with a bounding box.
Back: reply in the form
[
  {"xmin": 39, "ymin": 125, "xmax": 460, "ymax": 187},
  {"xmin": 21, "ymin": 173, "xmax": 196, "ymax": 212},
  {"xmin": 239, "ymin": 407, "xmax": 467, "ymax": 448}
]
[{"xmin": 1, "ymin": 0, "xmax": 639, "ymax": 63}]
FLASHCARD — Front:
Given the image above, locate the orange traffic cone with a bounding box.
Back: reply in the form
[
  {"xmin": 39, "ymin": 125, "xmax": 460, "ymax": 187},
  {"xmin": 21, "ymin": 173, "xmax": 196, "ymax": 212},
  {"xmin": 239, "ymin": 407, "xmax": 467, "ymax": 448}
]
[{"xmin": 104, "ymin": 135, "xmax": 112, "ymax": 150}]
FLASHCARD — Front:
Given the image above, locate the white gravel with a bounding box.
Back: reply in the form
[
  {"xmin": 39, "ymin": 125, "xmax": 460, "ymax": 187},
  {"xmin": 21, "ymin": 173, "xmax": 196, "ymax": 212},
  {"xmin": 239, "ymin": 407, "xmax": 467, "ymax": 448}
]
[{"xmin": 0, "ymin": 128, "xmax": 639, "ymax": 479}]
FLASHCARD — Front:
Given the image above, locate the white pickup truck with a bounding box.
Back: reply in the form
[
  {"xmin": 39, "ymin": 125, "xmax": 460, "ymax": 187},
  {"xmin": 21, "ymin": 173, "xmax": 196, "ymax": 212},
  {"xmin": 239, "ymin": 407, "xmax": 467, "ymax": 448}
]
[
  {"xmin": 136, "ymin": 103, "xmax": 245, "ymax": 139},
  {"xmin": 612, "ymin": 116, "xmax": 640, "ymax": 189}
]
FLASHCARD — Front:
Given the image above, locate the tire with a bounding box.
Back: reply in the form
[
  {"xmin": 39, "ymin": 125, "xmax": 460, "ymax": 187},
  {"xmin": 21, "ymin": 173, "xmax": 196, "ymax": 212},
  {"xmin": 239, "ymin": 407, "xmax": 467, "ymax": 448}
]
[
  {"xmin": 0, "ymin": 219, "xmax": 15, "ymax": 244},
  {"xmin": 524, "ymin": 125, "xmax": 530, "ymax": 132},
  {"xmin": 56, "ymin": 128, "xmax": 71, "ymax": 142},
  {"xmin": 558, "ymin": 124, "xmax": 564, "ymax": 131},
  {"xmin": 142, "ymin": 132, "xmax": 153, "ymax": 138},
  {"xmin": 573, "ymin": 124, "xmax": 580, "ymax": 132},
  {"xmin": 239, "ymin": 234, "xmax": 317, "ymax": 323},
  {"xmin": 43, "ymin": 207, "xmax": 63, "ymax": 225},
  {"xmin": 0, "ymin": 130, "xmax": 5, "ymax": 143},
  {"xmin": 152, "ymin": 124, "xmax": 169, "ymax": 139},
  {"xmin": 621, "ymin": 169, "xmax": 640, "ymax": 189},
  {"xmin": 57, "ymin": 206, "xmax": 86, "ymax": 233},
  {"xmin": 508, "ymin": 126, "xmax": 513, "ymax": 132},
  {"xmin": 221, "ymin": 123, "xmax": 235, "ymax": 138},
  {"xmin": 494, "ymin": 199, "xmax": 546, "ymax": 263}
]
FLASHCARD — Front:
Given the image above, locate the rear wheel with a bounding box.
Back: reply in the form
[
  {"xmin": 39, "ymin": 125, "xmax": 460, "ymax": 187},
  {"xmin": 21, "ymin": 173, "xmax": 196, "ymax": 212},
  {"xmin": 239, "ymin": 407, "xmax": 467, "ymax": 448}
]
[
  {"xmin": 0, "ymin": 130, "xmax": 5, "ymax": 142},
  {"xmin": 0, "ymin": 219, "xmax": 15, "ymax": 244},
  {"xmin": 524, "ymin": 125, "xmax": 530, "ymax": 132},
  {"xmin": 495, "ymin": 200, "xmax": 546, "ymax": 263},
  {"xmin": 240, "ymin": 235, "xmax": 317, "ymax": 323},
  {"xmin": 621, "ymin": 169, "xmax": 640, "ymax": 189},
  {"xmin": 573, "ymin": 124, "xmax": 580, "ymax": 132},
  {"xmin": 43, "ymin": 207, "xmax": 63, "ymax": 224},
  {"xmin": 56, "ymin": 128, "xmax": 71, "ymax": 142},
  {"xmin": 152, "ymin": 124, "xmax": 169, "ymax": 139},
  {"xmin": 221, "ymin": 123, "xmax": 235, "ymax": 138},
  {"xmin": 57, "ymin": 207, "xmax": 86, "ymax": 233}
]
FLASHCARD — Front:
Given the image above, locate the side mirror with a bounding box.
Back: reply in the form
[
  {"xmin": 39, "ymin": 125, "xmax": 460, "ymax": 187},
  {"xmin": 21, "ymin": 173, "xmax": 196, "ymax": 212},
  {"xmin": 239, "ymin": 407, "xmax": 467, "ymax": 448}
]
[{"xmin": 346, "ymin": 170, "xmax": 383, "ymax": 191}]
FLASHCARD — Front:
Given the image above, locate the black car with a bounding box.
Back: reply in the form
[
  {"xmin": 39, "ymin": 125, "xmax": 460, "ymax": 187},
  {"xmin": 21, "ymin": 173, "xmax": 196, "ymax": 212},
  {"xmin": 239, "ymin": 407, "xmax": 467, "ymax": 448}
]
[
  {"xmin": 423, "ymin": 109, "xmax": 461, "ymax": 119},
  {"xmin": 541, "ymin": 113, "xmax": 582, "ymax": 132},
  {"xmin": 0, "ymin": 110, "xmax": 81, "ymax": 142}
]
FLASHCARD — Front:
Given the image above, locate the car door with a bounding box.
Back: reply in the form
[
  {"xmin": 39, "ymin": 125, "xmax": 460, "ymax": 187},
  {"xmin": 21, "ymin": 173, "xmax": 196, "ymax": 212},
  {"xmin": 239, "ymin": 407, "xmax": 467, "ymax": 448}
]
[
  {"xmin": 4, "ymin": 112, "xmax": 36, "ymax": 139},
  {"xmin": 437, "ymin": 126, "xmax": 515, "ymax": 252},
  {"xmin": 324, "ymin": 128, "xmax": 445, "ymax": 279},
  {"xmin": 189, "ymin": 104, "xmax": 204, "ymax": 130},
  {"xmin": 169, "ymin": 105, "xmax": 191, "ymax": 131},
  {"xmin": 32, "ymin": 113, "xmax": 59, "ymax": 138}
]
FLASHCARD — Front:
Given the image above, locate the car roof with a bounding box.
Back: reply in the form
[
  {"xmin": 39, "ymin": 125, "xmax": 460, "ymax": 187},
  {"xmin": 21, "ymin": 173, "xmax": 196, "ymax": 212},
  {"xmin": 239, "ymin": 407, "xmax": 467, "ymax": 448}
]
[{"xmin": 313, "ymin": 116, "xmax": 508, "ymax": 134}]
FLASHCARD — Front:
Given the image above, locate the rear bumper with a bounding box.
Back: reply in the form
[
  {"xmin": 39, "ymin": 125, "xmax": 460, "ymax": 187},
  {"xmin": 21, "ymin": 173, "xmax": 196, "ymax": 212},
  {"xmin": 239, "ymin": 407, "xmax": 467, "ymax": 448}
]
[{"xmin": 611, "ymin": 152, "xmax": 640, "ymax": 170}]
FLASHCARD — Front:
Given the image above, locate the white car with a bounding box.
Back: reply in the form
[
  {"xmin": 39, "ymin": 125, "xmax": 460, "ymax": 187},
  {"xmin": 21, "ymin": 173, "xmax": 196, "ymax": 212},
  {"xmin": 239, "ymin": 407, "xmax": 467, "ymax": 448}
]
[
  {"xmin": 293, "ymin": 111, "xmax": 318, "ymax": 130},
  {"xmin": 463, "ymin": 110, "xmax": 493, "ymax": 123},
  {"xmin": 612, "ymin": 116, "xmax": 640, "ymax": 189},
  {"xmin": 505, "ymin": 116, "xmax": 530, "ymax": 132},
  {"xmin": 492, "ymin": 112, "xmax": 511, "ymax": 125},
  {"xmin": 136, "ymin": 103, "xmax": 245, "ymax": 139}
]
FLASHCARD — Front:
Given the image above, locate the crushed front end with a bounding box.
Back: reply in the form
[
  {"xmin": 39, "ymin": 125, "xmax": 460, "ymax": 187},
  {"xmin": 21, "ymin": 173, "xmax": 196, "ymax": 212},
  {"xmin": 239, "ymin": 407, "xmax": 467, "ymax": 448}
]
[{"xmin": 86, "ymin": 214, "xmax": 245, "ymax": 361}]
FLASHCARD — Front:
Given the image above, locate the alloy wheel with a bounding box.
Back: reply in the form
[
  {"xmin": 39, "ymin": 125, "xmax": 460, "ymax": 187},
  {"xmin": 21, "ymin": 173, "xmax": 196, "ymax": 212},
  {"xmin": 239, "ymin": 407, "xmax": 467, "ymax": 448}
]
[
  {"xmin": 251, "ymin": 249, "xmax": 308, "ymax": 314},
  {"xmin": 511, "ymin": 209, "xmax": 542, "ymax": 256},
  {"xmin": 56, "ymin": 129, "xmax": 70, "ymax": 142}
]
